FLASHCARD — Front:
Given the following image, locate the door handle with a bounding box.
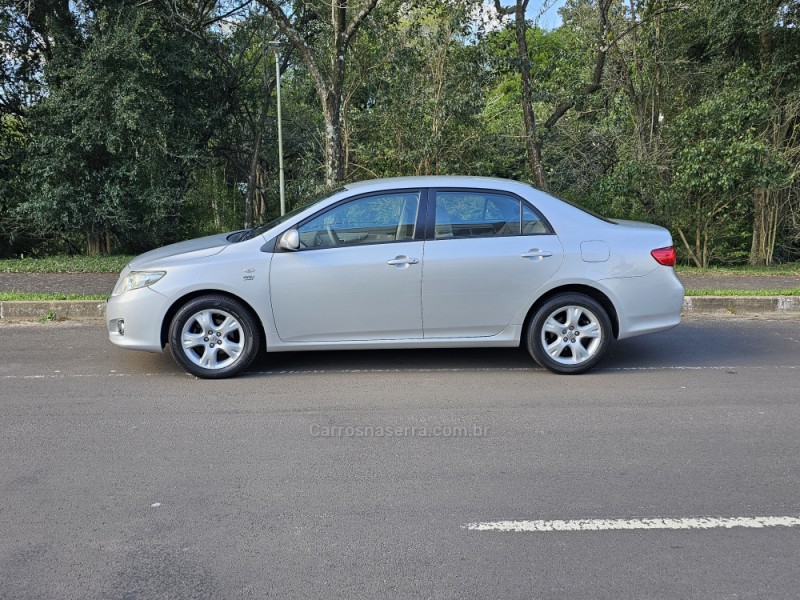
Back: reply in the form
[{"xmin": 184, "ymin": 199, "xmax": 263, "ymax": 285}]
[
  {"xmin": 387, "ymin": 256, "xmax": 419, "ymax": 266},
  {"xmin": 521, "ymin": 249, "xmax": 553, "ymax": 259}
]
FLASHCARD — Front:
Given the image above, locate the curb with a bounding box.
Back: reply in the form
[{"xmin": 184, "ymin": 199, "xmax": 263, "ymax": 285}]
[
  {"xmin": 1, "ymin": 297, "xmax": 799, "ymax": 321},
  {"xmin": 0, "ymin": 300, "xmax": 106, "ymax": 320},
  {"xmin": 681, "ymin": 296, "xmax": 800, "ymax": 315}
]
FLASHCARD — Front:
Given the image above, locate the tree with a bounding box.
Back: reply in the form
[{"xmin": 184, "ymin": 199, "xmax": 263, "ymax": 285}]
[
  {"xmin": 346, "ymin": 0, "xmax": 489, "ymax": 178},
  {"xmin": 492, "ymin": 0, "xmax": 613, "ymax": 191},
  {"xmin": 1, "ymin": 0, "xmax": 83, "ymax": 254},
  {"xmin": 255, "ymin": 0, "xmax": 381, "ymax": 186},
  {"xmin": 665, "ymin": 66, "xmax": 786, "ymax": 267},
  {"xmin": 718, "ymin": 0, "xmax": 800, "ymax": 265},
  {"xmin": 19, "ymin": 4, "xmax": 226, "ymax": 253},
  {"xmin": 664, "ymin": 0, "xmax": 800, "ymax": 264}
]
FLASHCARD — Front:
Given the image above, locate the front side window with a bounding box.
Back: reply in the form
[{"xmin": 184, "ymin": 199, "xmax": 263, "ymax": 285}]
[
  {"xmin": 298, "ymin": 191, "xmax": 420, "ymax": 249},
  {"xmin": 433, "ymin": 191, "xmax": 550, "ymax": 239}
]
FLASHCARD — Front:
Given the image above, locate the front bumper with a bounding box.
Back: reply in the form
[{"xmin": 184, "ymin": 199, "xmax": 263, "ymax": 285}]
[{"xmin": 106, "ymin": 286, "xmax": 170, "ymax": 352}]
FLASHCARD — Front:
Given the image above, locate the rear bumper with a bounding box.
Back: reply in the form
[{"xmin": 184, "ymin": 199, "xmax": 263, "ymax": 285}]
[
  {"xmin": 601, "ymin": 267, "xmax": 684, "ymax": 340},
  {"xmin": 106, "ymin": 287, "xmax": 169, "ymax": 352}
]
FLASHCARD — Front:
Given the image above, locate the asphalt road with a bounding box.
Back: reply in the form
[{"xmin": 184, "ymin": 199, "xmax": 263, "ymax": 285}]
[{"xmin": 2, "ymin": 317, "xmax": 800, "ymax": 599}]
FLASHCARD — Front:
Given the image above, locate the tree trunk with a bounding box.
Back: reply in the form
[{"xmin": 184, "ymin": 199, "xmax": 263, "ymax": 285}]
[
  {"xmin": 245, "ymin": 132, "xmax": 262, "ymax": 229},
  {"xmin": 212, "ymin": 184, "xmax": 221, "ymax": 231},
  {"xmin": 255, "ymin": 166, "xmax": 266, "ymax": 223},
  {"xmin": 86, "ymin": 230, "xmax": 101, "ymax": 256},
  {"xmin": 750, "ymin": 187, "xmax": 780, "ymax": 265},
  {"xmin": 677, "ymin": 227, "xmax": 701, "ymax": 268},
  {"xmin": 323, "ymin": 90, "xmax": 344, "ymax": 187},
  {"xmin": 512, "ymin": 1, "xmax": 548, "ymax": 191}
]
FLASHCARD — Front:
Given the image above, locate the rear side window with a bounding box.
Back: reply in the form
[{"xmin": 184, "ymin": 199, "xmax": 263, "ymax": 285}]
[{"xmin": 433, "ymin": 191, "xmax": 551, "ymax": 239}]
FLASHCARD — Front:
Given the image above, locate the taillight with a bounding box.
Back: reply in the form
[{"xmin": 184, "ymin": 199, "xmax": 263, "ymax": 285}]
[{"xmin": 651, "ymin": 246, "xmax": 677, "ymax": 267}]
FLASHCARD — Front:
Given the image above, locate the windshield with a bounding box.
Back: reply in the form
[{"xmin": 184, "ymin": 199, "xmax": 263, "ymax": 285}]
[{"xmin": 241, "ymin": 189, "xmax": 345, "ymax": 241}]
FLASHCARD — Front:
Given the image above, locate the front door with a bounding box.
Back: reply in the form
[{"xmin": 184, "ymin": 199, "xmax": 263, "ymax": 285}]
[{"xmin": 270, "ymin": 191, "xmax": 423, "ymax": 342}]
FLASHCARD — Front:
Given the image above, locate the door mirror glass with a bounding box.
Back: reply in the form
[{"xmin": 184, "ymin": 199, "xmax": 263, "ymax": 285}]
[{"xmin": 279, "ymin": 229, "xmax": 300, "ymax": 251}]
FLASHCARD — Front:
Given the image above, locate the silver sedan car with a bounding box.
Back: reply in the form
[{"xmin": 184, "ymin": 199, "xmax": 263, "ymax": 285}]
[{"xmin": 107, "ymin": 176, "xmax": 684, "ymax": 378}]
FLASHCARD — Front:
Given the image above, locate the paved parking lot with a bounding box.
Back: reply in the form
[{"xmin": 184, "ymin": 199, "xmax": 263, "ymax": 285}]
[{"xmin": 2, "ymin": 316, "xmax": 800, "ymax": 599}]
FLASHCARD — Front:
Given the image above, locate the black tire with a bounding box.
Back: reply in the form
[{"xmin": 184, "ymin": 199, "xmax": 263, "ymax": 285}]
[
  {"xmin": 526, "ymin": 293, "xmax": 612, "ymax": 374},
  {"xmin": 168, "ymin": 294, "xmax": 261, "ymax": 379}
]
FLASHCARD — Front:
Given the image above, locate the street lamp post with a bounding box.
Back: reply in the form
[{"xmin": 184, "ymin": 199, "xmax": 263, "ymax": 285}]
[{"xmin": 269, "ymin": 40, "xmax": 286, "ymax": 216}]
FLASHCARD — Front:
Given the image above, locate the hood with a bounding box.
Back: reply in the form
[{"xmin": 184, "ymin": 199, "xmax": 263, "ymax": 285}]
[{"xmin": 128, "ymin": 232, "xmax": 232, "ymax": 269}]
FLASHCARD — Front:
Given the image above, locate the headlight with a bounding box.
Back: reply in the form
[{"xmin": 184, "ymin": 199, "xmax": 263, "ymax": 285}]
[{"xmin": 112, "ymin": 271, "xmax": 166, "ymax": 296}]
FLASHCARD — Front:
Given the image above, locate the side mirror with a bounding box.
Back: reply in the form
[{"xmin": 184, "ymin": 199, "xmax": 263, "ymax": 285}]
[{"xmin": 279, "ymin": 229, "xmax": 300, "ymax": 251}]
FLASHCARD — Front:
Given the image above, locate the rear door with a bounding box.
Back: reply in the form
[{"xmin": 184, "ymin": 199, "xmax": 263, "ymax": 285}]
[{"xmin": 421, "ymin": 189, "xmax": 563, "ymax": 338}]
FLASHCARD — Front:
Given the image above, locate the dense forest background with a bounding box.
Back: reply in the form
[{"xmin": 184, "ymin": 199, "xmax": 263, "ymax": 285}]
[{"xmin": 2, "ymin": 0, "xmax": 799, "ymax": 265}]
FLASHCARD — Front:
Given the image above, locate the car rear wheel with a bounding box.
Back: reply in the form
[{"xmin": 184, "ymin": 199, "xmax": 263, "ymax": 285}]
[
  {"xmin": 527, "ymin": 293, "xmax": 612, "ymax": 374},
  {"xmin": 168, "ymin": 295, "xmax": 261, "ymax": 379}
]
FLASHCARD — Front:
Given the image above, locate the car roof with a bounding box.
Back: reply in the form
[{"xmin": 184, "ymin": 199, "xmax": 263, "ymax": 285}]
[{"xmin": 343, "ymin": 176, "xmax": 536, "ymax": 193}]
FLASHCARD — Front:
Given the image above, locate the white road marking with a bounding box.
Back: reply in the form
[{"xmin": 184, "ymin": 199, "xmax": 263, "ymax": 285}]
[{"xmin": 464, "ymin": 515, "xmax": 800, "ymax": 533}]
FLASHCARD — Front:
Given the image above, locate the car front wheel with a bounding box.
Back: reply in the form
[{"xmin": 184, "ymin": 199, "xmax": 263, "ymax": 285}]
[
  {"xmin": 527, "ymin": 293, "xmax": 612, "ymax": 374},
  {"xmin": 168, "ymin": 295, "xmax": 261, "ymax": 379}
]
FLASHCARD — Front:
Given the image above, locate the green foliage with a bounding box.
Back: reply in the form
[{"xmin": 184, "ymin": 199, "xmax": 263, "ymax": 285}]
[
  {"xmin": 179, "ymin": 167, "xmax": 247, "ymax": 240},
  {"xmin": 37, "ymin": 311, "xmax": 58, "ymax": 322},
  {"xmin": 0, "ymin": 113, "xmax": 29, "ymax": 254},
  {"xmin": 16, "ymin": 4, "xmax": 225, "ymax": 254},
  {"xmin": 346, "ymin": 0, "xmax": 490, "ymax": 178},
  {"xmin": 0, "ymin": 292, "xmax": 107, "ymax": 301},
  {"xmin": 685, "ymin": 288, "xmax": 800, "ymax": 296},
  {"xmin": 485, "ymin": 19, "xmax": 585, "ymax": 107},
  {"xmin": 677, "ymin": 263, "xmax": 800, "ymax": 276},
  {"xmin": 0, "ymin": 254, "xmax": 133, "ymax": 273},
  {"xmin": 671, "ymin": 68, "xmax": 779, "ymax": 193},
  {"xmin": 589, "ymin": 160, "xmax": 664, "ymax": 222},
  {"xmin": 662, "ymin": 65, "xmax": 791, "ymax": 264}
]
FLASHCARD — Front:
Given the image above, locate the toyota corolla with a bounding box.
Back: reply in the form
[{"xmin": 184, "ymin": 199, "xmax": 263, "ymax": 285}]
[{"xmin": 107, "ymin": 176, "xmax": 684, "ymax": 378}]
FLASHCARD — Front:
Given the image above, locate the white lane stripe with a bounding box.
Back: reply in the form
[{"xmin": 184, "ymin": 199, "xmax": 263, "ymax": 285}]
[
  {"xmin": 464, "ymin": 516, "xmax": 800, "ymax": 533},
  {"xmin": 2, "ymin": 365, "xmax": 800, "ymax": 380}
]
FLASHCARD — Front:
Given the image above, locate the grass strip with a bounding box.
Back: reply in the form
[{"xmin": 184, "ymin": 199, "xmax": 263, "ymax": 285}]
[
  {"xmin": 0, "ymin": 255, "xmax": 131, "ymax": 273},
  {"xmin": 0, "ymin": 292, "xmax": 107, "ymax": 301},
  {"xmin": 677, "ymin": 264, "xmax": 800, "ymax": 276},
  {"xmin": 685, "ymin": 288, "xmax": 800, "ymax": 297}
]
